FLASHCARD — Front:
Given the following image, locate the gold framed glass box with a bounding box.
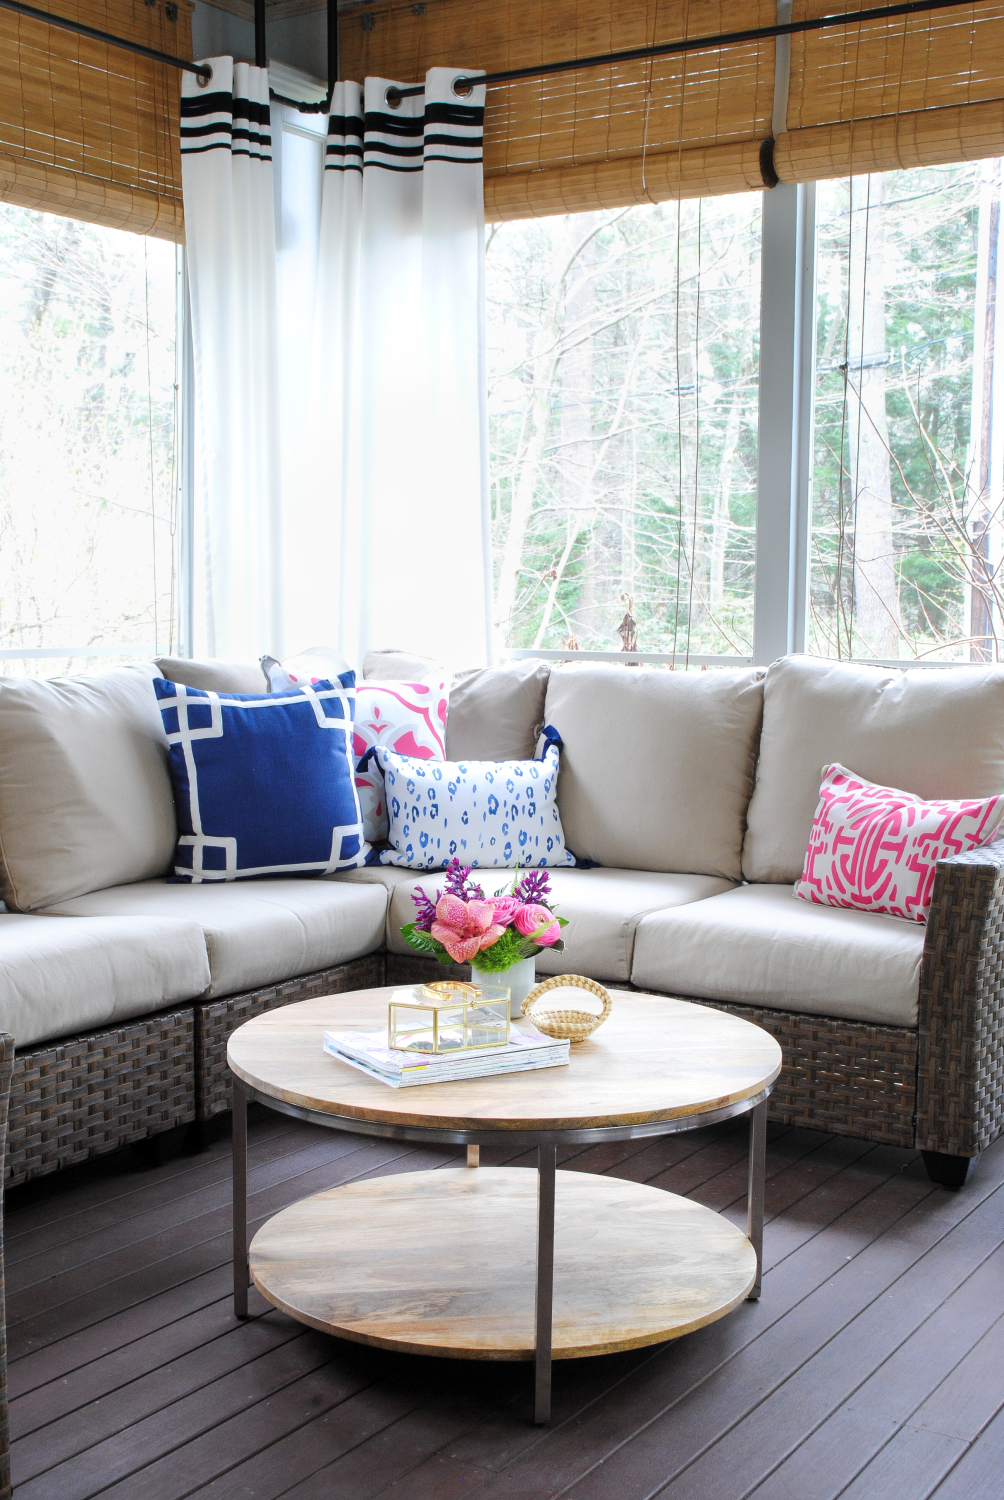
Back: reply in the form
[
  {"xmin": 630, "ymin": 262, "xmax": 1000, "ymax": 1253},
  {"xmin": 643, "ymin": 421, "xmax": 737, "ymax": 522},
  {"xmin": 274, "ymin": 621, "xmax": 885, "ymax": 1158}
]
[{"xmin": 387, "ymin": 981, "xmax": 511, "ymax": 1054}]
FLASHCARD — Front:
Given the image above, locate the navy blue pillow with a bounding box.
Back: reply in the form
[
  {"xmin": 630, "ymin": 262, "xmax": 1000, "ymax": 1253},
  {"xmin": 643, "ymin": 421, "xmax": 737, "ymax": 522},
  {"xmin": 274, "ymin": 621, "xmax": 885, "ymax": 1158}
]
[{"xmin": 154, "ymin": 674, "xmax": 366, "ymax": 882}]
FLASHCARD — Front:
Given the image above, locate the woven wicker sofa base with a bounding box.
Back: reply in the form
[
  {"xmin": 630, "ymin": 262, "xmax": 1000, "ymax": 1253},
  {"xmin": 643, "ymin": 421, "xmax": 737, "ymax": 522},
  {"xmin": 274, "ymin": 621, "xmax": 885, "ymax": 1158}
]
[
  {"xmin": 195, "ymin": 953, "xmax": 385, "ymax": 1119},
  {"xmin": 688, "ymin": 1000, "xmax": 919, "ymax": 1148},
  {"xmin": 388, "ymin": 955, "xmax": 919, "ymax": 1150},
  {"xmin": 0, "ymin": 951, "xmax": 924, "ymax": 1186},
  {"xmin": 5, "ymin": 1008, "xmax": 195, "ymax": 1188}
]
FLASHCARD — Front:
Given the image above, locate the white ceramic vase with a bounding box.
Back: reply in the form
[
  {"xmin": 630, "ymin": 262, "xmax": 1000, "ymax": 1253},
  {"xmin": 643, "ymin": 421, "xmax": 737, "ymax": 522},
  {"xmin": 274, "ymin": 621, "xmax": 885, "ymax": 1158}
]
[{"xmin": 471, "ymin": 955, "xmax": 537, "ymax": 1019}]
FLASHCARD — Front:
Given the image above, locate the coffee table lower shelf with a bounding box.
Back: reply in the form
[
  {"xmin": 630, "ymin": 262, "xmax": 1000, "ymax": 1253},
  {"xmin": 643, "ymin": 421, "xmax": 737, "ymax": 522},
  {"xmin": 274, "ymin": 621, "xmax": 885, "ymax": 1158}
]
[{"xmin": 249, "ymin": 1167, "xmax": 758, "ymax": 1367}]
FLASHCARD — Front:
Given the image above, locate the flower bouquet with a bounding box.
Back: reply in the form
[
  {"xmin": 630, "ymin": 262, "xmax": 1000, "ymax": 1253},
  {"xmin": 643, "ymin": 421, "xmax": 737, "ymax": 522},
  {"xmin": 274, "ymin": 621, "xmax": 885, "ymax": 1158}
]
[{"xmin": 401, "ymin": 859, "xmax": 567, "ymax": 1008}]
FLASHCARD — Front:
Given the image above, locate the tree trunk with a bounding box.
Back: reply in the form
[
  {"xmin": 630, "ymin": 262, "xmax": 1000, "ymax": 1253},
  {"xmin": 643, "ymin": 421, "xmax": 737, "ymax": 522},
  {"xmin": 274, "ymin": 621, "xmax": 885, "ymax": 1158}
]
[
  {"xmin": 847, "ymin": 174, "xmax": 900, "ymax": 658},
  {"xmin": 709, "ymin": 348, "xmax": 752, "ymax": 609},
  {"xmin": 969, "ymin": 160, "xmax": 1001, "ymax": 661},
  {"xmin": 675, "ymin": 283, "xmax": 704, "ymax": 638},
  {"xmin": 493, "ymin": 218, "xmax": 596, "ymax": 643}
]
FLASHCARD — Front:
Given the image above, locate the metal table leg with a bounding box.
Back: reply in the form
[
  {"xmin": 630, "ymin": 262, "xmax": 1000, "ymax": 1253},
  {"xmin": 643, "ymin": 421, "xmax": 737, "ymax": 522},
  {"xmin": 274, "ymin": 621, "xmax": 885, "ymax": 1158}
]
[
  {"xmin": 746, "ymin": 1098, "xmax": 766, "ymax": 1301},
  {"xmin": 534, "ymin": 1143, "xmax": 557, "ymax": 1424},
  {"xmin": 233, "ymin": 1077, "xmax": 249, "ymax": 1318}
]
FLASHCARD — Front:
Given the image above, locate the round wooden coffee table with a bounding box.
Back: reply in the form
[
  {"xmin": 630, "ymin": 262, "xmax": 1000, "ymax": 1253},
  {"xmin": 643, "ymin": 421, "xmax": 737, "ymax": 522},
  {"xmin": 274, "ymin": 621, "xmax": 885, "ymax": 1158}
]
[{"xmin": 227, "ymin": 986, "xmax": 781, "ymax": 1423}]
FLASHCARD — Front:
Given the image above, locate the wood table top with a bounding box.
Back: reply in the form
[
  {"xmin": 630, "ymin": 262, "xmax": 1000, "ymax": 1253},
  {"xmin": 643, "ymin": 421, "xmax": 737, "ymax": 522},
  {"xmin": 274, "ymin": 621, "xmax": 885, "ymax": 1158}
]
[
  {"xmin": 249, "ymin": 1168, "xmax": 758, "ymax": 1360},
  {"xmin": 227, "ymin": 986, "xmax": 781, "ymax": 1134}
]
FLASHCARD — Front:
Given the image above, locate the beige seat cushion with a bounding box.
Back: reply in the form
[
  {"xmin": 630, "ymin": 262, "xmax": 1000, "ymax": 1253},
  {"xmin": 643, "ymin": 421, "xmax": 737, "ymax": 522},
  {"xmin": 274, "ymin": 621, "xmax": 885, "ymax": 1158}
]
[
  {"xmin": 744, "ymin": 655, "xmax": 1004, "ymax": 884},
  {"xmin": 0, "ymin": 913, "xmax": 210, "ymax": 1048},
  {"xmin": 0, "ymin": 665, "xmax": 177, "ymax": 912},
  {"xmin": 154, "ymin": 657, "xmax": 267, "ymax": 694},
  {"xmin": 631, "ymin": 883, "xmax": 925, "ymax": 1027},
  {"xmin": 336, "ymin": 866, "xmax": 734, "ymax": 984},
  {"xmin": 329, "ymin": 866, "xmax": 431, "ymax": 945},
  {"xmin": 445, "ymin": 662, "xmax": 551, "ymax": 761},
  {"xmin": 42, "ymin": 879, "xmax": 386, "ymax": 998},
  {"xmin": 543, "ymin": 664, "xmax": 764, "ymax": 879}
]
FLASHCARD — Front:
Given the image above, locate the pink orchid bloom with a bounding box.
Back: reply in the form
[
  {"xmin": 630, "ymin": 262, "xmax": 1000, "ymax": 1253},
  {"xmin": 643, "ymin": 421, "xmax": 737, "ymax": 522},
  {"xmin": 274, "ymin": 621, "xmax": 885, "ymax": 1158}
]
[
  {"xmin": 513, "ymin": 903, "xmax": 561, "ymax": 946},
  {"xmin": 489, "ymin": 895, "xmax": 521, "ymax": 926},
  {"xmin": 431, "ymin": 894, "xmax": 506, "ymax": 964}
]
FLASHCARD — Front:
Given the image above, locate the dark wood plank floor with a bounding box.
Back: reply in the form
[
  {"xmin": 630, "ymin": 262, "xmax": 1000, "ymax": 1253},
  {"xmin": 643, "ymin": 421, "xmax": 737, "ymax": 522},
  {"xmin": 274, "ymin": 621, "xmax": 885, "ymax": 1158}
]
[{"xmin": 6, "ymin": 1105, "xmax": 1004, "ymax": 1499}]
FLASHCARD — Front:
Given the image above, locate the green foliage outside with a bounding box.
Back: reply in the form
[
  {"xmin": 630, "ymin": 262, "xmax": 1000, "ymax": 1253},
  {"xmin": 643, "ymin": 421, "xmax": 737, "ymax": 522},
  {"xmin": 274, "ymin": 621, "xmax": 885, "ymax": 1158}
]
[
  {"xmin": 486, "ymin": 196, "xmax": 762, "ymax": 659},
  {"xmin": 811, "ymin": 164, "xmax": 983, "ymax": 661},
  {"xmin": 0, "ymin": 204, "xmax": 179, "ymax": 674}
]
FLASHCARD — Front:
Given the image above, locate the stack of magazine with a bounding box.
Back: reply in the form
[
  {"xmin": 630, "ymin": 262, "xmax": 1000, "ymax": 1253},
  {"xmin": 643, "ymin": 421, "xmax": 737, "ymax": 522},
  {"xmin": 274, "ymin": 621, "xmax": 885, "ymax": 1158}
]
[{"xmin": 323, "ymin": 1023, "xmax": 570, "ymax": 1088}]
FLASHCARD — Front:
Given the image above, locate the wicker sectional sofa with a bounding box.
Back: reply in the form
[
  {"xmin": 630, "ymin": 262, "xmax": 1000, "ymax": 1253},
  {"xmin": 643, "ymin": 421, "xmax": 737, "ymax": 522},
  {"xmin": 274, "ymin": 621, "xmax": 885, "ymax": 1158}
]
[{"xmin": 0, "ymin": 652, "xmax": 1003, "ymax": 1195}]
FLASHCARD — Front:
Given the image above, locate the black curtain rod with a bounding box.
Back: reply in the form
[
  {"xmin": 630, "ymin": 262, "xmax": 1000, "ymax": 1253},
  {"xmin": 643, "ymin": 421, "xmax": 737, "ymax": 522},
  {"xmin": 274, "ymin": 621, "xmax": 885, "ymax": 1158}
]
[
  {"xmin": 0, "ymin": 0, "xmax": 339, "ymax": 115},
  {"xmin": 386, "ymin": 0, "xmax": 989, "ymax": 102},
  {"xmin": 0, "ymin": 0, "xmax": 212, "ymax": 80}
]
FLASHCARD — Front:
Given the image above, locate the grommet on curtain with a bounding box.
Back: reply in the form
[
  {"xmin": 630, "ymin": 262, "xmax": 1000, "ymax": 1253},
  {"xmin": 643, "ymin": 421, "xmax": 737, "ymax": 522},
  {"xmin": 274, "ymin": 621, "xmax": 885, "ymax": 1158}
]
[
  {"xmin": 385, "ymin": 87, "xmax": 401, "ymax": 108},
  {"xmin": 759, "ymin": 138, "xmax": 779, "ymax": 188},
  {"xmin": 452, "ymin": 76, "xmax": 473, "ymax": 97},
  {"xmin": 197, "ymin": 64, "xmax": 213, "ymax": 88}
]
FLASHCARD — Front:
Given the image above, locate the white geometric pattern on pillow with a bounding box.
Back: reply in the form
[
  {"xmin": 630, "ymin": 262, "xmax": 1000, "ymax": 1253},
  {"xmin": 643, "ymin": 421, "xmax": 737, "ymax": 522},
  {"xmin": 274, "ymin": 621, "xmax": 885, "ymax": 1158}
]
[{"xmin": 375, "ymin": 741, "xmax": 575, "ymax": 870}]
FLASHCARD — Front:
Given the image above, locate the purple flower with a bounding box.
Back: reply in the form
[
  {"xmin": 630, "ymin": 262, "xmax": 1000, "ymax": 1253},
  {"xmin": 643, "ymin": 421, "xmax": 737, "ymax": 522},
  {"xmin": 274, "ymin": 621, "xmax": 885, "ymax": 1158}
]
[
  {"xmin": 442, "ymin": 857, "xmax": 484, "ymax": 902},
  {"xmin": 515, "ymin": 869, "xmax": 551, "ymax": 906},
  {"xmin": 410, "ymin": 884, "xmax": 437, "ymax": 933}
]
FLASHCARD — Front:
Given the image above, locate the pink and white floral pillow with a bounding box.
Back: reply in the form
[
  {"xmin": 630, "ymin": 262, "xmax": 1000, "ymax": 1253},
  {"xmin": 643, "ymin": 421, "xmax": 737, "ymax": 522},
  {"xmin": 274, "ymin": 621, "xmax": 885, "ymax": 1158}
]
[
  {"xmin": 795, "ymin": 763, "xmax": 1004, "ymax": 922},
  {"xmin": 354, "ymin": 675, "xmax": 451, "ymax": 842}
]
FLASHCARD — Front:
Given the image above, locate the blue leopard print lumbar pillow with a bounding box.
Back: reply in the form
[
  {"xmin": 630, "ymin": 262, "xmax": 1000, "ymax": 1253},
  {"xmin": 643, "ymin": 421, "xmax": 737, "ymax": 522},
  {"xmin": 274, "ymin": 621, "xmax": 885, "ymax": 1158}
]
[{"xmin": 372, "ymin": 739, "xmax": 575, "ymax": 870}]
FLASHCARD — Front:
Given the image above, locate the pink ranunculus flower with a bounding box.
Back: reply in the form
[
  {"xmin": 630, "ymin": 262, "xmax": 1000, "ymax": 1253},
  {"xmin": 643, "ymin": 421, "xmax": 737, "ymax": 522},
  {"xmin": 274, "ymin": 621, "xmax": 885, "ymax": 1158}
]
[
  {"xmin": 489, "ymin": 895, "xmax": 521, "ymax": 926},
  {"xmin": 431, "ymin": 896, "xmax": 506, "ymax": 964},
  {"xmin": 513, "ymin": 903, "xmax": 561, "ymax": 946}
]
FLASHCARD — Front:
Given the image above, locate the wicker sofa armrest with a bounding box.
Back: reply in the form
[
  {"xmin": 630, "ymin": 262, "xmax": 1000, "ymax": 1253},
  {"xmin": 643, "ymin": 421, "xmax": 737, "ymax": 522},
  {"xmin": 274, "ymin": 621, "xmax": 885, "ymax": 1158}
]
[
  {"xmin": 0, "ymin": 1032, "xmax": 13, "ymax": 1500},
  {"xmin": 916, "ymin": 839, "xmax": 1004, "ymax": 1160}
]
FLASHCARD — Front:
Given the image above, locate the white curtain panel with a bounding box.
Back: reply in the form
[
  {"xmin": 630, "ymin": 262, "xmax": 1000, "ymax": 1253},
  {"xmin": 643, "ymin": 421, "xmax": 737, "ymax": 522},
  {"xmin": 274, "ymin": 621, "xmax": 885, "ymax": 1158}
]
[
  {"xmin": 181, "ymin": 59, "xmax": 283, "ymax": 659},
  {"xmin": 308, "ymin": 68, "xmax": 492, "ymax": 667}
]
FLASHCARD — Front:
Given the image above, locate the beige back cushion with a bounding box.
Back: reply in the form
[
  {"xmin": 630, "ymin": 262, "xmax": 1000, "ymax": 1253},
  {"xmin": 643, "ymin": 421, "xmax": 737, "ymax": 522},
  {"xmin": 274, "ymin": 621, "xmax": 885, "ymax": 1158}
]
[
  {"xmin": 743, "ymin": 655, "xmax": 1004, "ymax": 884},
  {"xmin": 0, "ymin": 666, "xmax": 177, "ymax": 911},
  {"xmin": 543, "ymin": 664, "xmax": 764, "ymax": 879},
  {"xmin": 362, "ymin": 649, "xmax": 442, "ymax": 680},
  {"xmin": 154, "ymin": 657, "xmax": 266, "ymax": 693},
  {"xmin": 445, "ymin": 661, "xmax": 551, "ymax": 761}
]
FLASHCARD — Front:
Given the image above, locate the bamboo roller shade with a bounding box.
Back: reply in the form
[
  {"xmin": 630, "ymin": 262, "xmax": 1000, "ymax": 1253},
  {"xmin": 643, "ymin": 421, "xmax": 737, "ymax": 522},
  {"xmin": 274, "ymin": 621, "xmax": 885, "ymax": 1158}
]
[
  {"xmin": 341, "ymin": 0, "xmax": 776, "ymax": 214},
  {"xmin": 340, "ymin": 0, "xmax": 1004, "ymax": 217},
  {"xmin": 780, "ymin": 0, "xmax": 1004, "ymax": 182},
  {"xmin": 0, "ymin": 0, "xmax": 192, "ymax": 239}
]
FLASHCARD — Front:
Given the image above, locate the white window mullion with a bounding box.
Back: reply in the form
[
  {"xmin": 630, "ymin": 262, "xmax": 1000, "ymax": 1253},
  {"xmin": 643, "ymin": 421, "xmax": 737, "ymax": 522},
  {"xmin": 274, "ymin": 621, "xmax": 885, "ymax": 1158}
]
[
  {"xmin": 177, "ymin": 250, "xmax": 196, "ymax": 661},
  {"xmin": 753, "ymin": 180, "xmax": 817, "ymax": 665}
]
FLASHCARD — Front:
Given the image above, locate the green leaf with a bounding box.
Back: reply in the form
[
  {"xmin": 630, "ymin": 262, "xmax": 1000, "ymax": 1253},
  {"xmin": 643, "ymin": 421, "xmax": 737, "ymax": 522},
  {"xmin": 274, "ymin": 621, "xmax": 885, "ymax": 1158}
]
[{"xmin": 401, "ymin": 924, "xmax": 442, "ymax": 958}]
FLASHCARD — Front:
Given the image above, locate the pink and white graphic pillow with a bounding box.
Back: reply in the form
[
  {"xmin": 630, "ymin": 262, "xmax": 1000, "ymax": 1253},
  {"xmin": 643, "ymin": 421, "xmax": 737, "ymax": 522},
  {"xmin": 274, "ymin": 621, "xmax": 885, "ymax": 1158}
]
[
  {"xmin": 795, "ymin": 763, "xmax": 1004, "ymax": 922},
  {"xmin": 354, "ymin": 675, "xmax": 450, "ymax": 842}
]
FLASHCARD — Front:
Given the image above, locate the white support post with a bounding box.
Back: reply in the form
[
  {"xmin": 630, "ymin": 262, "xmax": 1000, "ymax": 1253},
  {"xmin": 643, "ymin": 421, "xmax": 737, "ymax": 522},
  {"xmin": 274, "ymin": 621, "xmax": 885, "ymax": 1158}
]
[
  {"xmin": 753, "ymin": 180, "xmax": 817, "ymax": 665},
  {"xmin": 176, "ymin": 252, "xmax": 196, "ymax": 660}
]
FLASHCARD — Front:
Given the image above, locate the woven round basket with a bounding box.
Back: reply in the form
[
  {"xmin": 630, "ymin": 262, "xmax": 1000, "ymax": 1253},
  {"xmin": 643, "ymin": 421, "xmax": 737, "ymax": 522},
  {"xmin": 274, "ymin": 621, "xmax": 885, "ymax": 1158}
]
[{"xmin": 520, "ymin": 975, "xmax": 612, "ymax": 1043}]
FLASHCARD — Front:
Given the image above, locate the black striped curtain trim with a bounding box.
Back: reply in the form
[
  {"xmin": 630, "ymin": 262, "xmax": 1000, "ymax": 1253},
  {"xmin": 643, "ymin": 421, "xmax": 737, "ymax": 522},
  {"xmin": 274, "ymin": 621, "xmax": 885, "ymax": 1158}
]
[
  {"xmin": 181, "ymin": 121, "xmax": 234, "ymax": 140},
  {"xmin": 182, "ymin": 145, "xmax": 273, "ymax": 160},
  {"xmin": 181, "ymin": 92, "xmax": 271, "ymax": 158},
  {"xmin": 181, "ymin": 91, "xmax": 234, "ymax": 118},
  {"xmin": 327, "ymin": 114, "xmax": 364, "ymax": 137},
  {"xmin": 319, "ymin": 93, "xmax": 482, "ymax": 173}
]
